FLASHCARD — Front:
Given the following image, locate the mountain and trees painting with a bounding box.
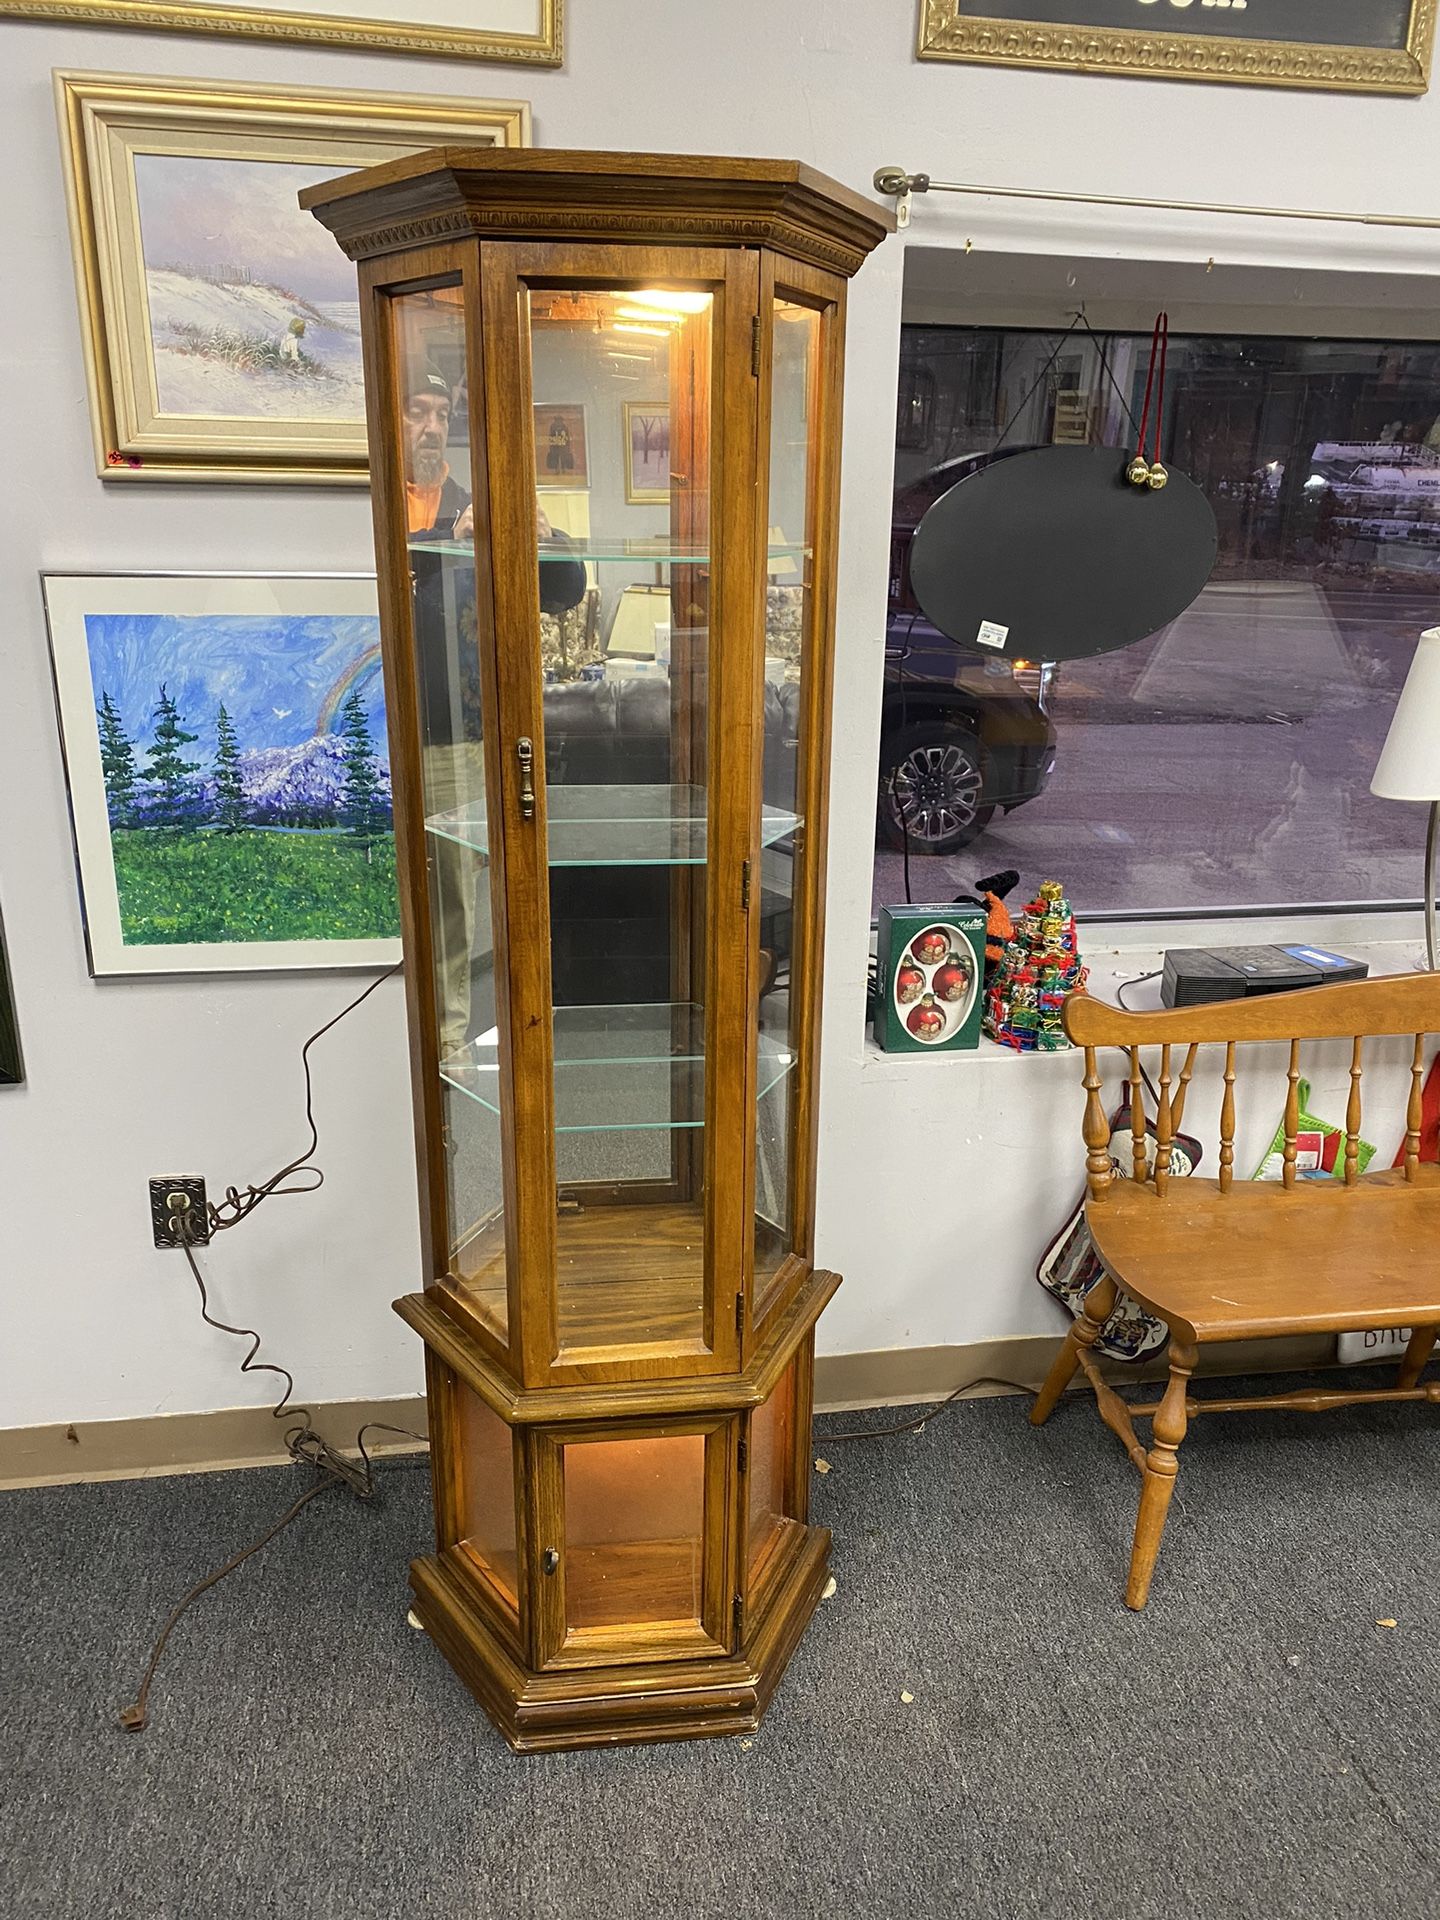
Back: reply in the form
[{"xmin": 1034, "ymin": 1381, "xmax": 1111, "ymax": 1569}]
[{"xmin": 82, "ymin": 610, "xmax": 397, "ymax": 949}]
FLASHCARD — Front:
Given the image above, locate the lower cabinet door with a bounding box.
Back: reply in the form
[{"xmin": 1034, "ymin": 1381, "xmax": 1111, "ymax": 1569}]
[{"xmin": 532, "ymin": 1418, "xmax": 735, "ymax": 1670}]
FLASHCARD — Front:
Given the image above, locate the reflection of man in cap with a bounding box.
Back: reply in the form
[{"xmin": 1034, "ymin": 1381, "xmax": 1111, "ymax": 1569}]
[
  {"xmin": 403, "ymin": 363, "xmax": 472, "ymax": 538},
  {"xmin": 403, "ymin": 359, "xmax": 587, "ymax": 599}
]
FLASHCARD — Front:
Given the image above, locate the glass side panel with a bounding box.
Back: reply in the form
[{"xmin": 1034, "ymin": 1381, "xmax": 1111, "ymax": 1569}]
[
  {"xmin": 526, "ymin": 284, "xmax": 717, "ymax": 1359},
  {"xmin": 454, "ymin": 1381, "xmax": 519, "ymax": 1613},
  {"xmin": 394, "ymin": 287, "xmax": 509, "ymax": 1348},
  {"xmin": 756, "ymin": 300, "xmax": 822, "ymax": 1292},
  {"xmin": 747, "ymin": 1359, "xmax": 802, "ymax": 1592},
  {"xmin": 562, "ymin": 1431, "xmax": 705, "ymax": 1633}
]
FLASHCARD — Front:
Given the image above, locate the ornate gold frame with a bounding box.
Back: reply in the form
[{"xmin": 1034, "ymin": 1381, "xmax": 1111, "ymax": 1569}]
[
  {"xmin": 56, "ymin": 71, "xmax": 529, "ymax": 485},
  {"xmin": 15, "ymin": 0, "xmax": 559, "ymax": 64},
  {"xmin": 917, "ymin": 0, "xmax": 1434, "ymax": 94}
]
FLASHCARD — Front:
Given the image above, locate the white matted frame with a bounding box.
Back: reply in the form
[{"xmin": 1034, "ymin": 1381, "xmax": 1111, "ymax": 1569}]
[
  {"xmin": 16, "ymin": 0, "xmax": 559, "ymax": 65},
  {"xmin": 56, "ymin": 71, "xmax": 530, "ymax": 484},
  {"xmin": 43, "ymin": 570, "xmax": 401, "ymax": 977}
]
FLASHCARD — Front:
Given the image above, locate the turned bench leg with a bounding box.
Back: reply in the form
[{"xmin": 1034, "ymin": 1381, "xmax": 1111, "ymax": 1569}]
[
  {"xmin": 1126, "ymin": 1338, "xmax": 1197, "ymax": 1611},
  {"xmin": 1397, "ymin": 1326, "xmax": 1439, "ymax": 1391},
  {"xmin": 1031, "ymin": 1273, "xmax": 1118, "ymax": 1427}
]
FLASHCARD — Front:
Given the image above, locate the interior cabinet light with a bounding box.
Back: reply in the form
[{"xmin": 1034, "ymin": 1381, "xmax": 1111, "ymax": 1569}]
[
  {"xmin": 625, "ymin": 289, "xmax": 711, "ymax": 314},
  {"xmin": 615, "ymin": 306, "xmax": 684, "ymax": 324}
]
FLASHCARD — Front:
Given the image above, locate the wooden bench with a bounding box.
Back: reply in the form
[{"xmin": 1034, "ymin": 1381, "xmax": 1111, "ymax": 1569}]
[{"xmin": 1030, "ymin": 974, "xmax": 1440, "ymax": 1609}]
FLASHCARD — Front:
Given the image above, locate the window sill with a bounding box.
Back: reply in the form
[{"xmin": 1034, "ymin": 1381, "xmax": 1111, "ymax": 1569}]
[{"xmin": 862, "ymin": 932, "xmax": 1432, "ymax": 1071}]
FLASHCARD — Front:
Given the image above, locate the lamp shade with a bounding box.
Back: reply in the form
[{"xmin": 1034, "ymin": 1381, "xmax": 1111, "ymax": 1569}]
[{"xmin": 1372, "ymin": 627, "xmax": 1440, "ymax": 802}]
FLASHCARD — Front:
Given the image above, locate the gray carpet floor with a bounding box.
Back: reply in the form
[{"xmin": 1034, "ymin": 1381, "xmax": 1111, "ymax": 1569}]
[{"xmin": 7, "ymin": 1381, "xmax": 1440, "ymax": 1919}]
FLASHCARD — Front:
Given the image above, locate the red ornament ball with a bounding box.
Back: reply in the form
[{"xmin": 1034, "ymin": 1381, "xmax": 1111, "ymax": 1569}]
[
  {"xmin": 906, "ymin": 992, "xmax": 946, "ymax": 1040},
  {"xmin": 896, "ymin": 959, "xmax": 925, "ymax": 1004},
  {"xmin": 913, "ymin": 927, "xmax": 949, "ymax": 966},
  {"xmin": 933, "ymin": 951, "xmax": 972, "ymax": 1004}
]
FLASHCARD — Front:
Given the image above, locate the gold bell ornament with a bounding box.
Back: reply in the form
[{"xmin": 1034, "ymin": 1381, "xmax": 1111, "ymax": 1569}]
[{"xmin": 1128, "ymin": 311, "xmax": 1169, "ymax": 495}]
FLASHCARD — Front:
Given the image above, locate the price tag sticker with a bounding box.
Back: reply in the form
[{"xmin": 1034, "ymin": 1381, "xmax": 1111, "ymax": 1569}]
[{"xmin": 975, "ymin": 619, "xmax": 1009, "ymax": 651}]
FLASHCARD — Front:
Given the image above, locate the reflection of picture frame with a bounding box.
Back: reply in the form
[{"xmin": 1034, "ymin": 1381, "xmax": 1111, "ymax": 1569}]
[
  {"xmin": 533, "ymin": 404, "xmax": 589, "ymax": 489},
  {"xmin": 56, "ymin": 72, "xmax": 529, "ymax": 485},
  {"xmin": 624, "ymin": 401, "xmax": 671, "ymax": 504},
  {"xmin": 43, "ymin": 572, "xmax": 401, "ymax": 977},
  {"xmin": 0, "ymin": 901, "xmax": 22, "ymax": 1086},
  {"xmin": 19, "ymin": 0, "xmax": 560, "ymax": 66},
  {"xmin": 916, "ymin": 0, "xmax": 1433, "ymax": 95}
]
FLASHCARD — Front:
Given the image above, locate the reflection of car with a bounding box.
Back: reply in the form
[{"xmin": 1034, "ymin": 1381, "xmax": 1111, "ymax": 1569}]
[{"xmin": 880, "ymin": 450, "xmax": 1057, "ymax": 856}]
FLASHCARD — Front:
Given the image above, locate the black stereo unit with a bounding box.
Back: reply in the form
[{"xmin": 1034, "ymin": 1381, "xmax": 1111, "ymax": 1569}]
[{"xmin": 1161, "ymin": 944, "xmax": 1368, "ymax": 1009}]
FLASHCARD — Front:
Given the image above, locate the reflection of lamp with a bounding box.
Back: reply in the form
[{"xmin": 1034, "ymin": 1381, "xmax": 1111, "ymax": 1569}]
[
  {"xmin": 1372, "ymin": 626, "xmax": 1440, "ymax": 970},
  {"xmin": 766, "ymin": 523, "xmax": 798, "ymax": 579}
]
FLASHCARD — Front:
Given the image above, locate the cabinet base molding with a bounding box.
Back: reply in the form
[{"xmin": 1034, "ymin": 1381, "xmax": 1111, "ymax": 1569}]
[{"xmin": 409, "ymin": 1523, "xmax": 832, "ymax": 1753}]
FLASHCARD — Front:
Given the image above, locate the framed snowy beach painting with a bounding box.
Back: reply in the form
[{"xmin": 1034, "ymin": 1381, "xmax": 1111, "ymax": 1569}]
[
  {"xmin": 55, "ymin": 72, "xmax": 529, "ymax": 484},
  {"xmin": 43, "ymin": 572, "xmax": 401, "ymax": 976}
]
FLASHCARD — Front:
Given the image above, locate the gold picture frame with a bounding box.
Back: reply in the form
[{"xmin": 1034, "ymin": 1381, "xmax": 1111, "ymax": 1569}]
[
  {"xmin": 916, "ymin": 0, "xmax": 1434, "ymax": 94},
  {"xmin": 56, "ymin": 70, "xmax": 530, "ymax": 485},
  {"xmin": 16, "ymin": 0, "xmax": 559, "ymax": 65}
]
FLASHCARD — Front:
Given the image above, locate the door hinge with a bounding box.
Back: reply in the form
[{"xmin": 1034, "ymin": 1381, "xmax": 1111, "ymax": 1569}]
[
  {"xmin": 740, "ymin": 859, "xmax": 751, "ymax": 910},
  {"xmin": 733, "ymin": 1592, "xmax": 745, "ymax": 1641},
  {"xmin": 735, "ymin": 1289, "xmax": 745, "ymax": 1334},
  {"xmin": 737, "ymin": 1437, "xmax": 748, "ymax": 1474},
  {"xmin": 751, "ymin": 313, "xmax": 762, "ymax": 377}
]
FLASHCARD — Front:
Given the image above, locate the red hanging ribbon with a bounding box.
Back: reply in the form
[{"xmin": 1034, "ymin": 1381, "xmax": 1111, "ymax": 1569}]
[{"xmin": 1134, "ymin": 311, "xmax": 1169, "ymax": 470}]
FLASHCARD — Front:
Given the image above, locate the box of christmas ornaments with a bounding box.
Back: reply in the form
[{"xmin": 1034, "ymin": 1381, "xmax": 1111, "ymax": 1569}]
[{"xmin": 874, "ymin": 905, "xmax": 987, "ymax": 1053}]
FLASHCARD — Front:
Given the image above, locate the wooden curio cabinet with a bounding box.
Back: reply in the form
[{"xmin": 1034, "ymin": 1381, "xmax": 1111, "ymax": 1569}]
[{"xmin": 303, "ymin": 151, "xmax": 889, "ymax": 1750}]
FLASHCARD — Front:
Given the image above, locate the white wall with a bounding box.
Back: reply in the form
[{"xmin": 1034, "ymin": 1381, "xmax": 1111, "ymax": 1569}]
[{"xmin": 5, "ymin": 0, "xmax": 1440, "ymax": 1427}]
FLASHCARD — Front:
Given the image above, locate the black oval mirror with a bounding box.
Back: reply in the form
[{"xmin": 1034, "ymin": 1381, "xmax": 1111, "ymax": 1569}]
[{"xmin": 908, "ymin": 445, "xmax": 1218, "ymax": 662}]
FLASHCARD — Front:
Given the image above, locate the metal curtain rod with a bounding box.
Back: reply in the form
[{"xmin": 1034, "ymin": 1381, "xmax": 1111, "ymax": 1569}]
[{"xmin": 872, "ymin": 167, "xmax": 1440, "ymax": 237}]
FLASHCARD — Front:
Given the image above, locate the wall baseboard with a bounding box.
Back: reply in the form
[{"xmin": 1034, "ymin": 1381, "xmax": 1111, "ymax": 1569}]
[
  {"xmin": 0, "ymin": 1397, "xmax": 430, "ymax": 1492},
  {"xmin": 814, "ymin": 1331, "xmax": 1343, "ymax": 1411},
  {"xmin": 0, "ymin": 1331, "xmax": 1350, "ymax": 1490}
]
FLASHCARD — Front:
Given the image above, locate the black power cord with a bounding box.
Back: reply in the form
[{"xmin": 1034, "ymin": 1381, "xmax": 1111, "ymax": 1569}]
[
  {"xmin": 821, "ymin": 1374, "xmax": 1036, "ymax": 1444},
  {"xmin": 119, "ymin": 963, "xmax": 426, "ymax": 1734},
  {"xmin": 205, "ymin": 961, "xmax": 401, "ymax": 1236}
]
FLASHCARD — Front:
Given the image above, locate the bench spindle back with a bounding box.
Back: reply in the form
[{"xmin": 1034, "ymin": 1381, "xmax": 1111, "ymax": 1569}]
[{"xmin": 1065, "ymin": 976, "xmax": 1440, "ymax": 1206}]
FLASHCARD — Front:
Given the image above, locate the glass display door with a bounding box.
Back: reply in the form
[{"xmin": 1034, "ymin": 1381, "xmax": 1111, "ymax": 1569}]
[{"xmin": 474, "ymin": 244, "xmax": 767, "ymax": 1382}]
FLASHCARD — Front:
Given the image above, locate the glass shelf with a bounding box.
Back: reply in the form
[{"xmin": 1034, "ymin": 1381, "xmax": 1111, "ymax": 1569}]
[
  {"xmin": 410, "ymin": 537, "xmax": 809, "ymax": 567},
  {"xmin": 441, "ymin": 1002, "xmax": 796, "ymax": 1132},
  {"xmin": 427, "ymin": 783, "xmax": 802, "ymax": 867}
]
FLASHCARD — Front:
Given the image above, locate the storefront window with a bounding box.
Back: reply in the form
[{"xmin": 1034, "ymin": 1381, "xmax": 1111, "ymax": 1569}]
[{"xmin": 877, "ymin": 326, "xmax": 1440, "ymax": 917}]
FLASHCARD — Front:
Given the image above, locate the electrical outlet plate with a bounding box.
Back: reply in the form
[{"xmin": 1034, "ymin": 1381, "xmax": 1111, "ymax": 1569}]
[{"xmin": 149, "ymin": 1175, "xmax": 210, "ymax": 1248}]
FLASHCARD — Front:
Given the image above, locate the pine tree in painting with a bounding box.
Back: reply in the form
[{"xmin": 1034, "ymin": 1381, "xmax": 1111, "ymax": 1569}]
[
  {"xmin": 96, "ymin": 691, "xmax": 141, "ymax": 829},
  {"xmin": 212, "ymin": 702, "xmax": 247, "ymax": 833},
  {"xmin": 145, "ymin": 683, "xmax": 205, "ymax": 827},
  {"xmin": 338, "ymin": 687, "xmax": 386, "ymax": 839}
]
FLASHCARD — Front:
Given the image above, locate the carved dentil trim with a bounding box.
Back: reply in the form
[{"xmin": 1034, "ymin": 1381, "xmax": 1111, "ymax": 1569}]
[{"xmin": 329, "ymin": 203, "xmax": 871, "ymax": 274}]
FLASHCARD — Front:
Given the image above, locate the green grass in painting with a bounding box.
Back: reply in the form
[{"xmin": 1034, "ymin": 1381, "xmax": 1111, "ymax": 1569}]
[{"xmin": 111, "ymin": 829, "xmax": 400, "ymax": 945}]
